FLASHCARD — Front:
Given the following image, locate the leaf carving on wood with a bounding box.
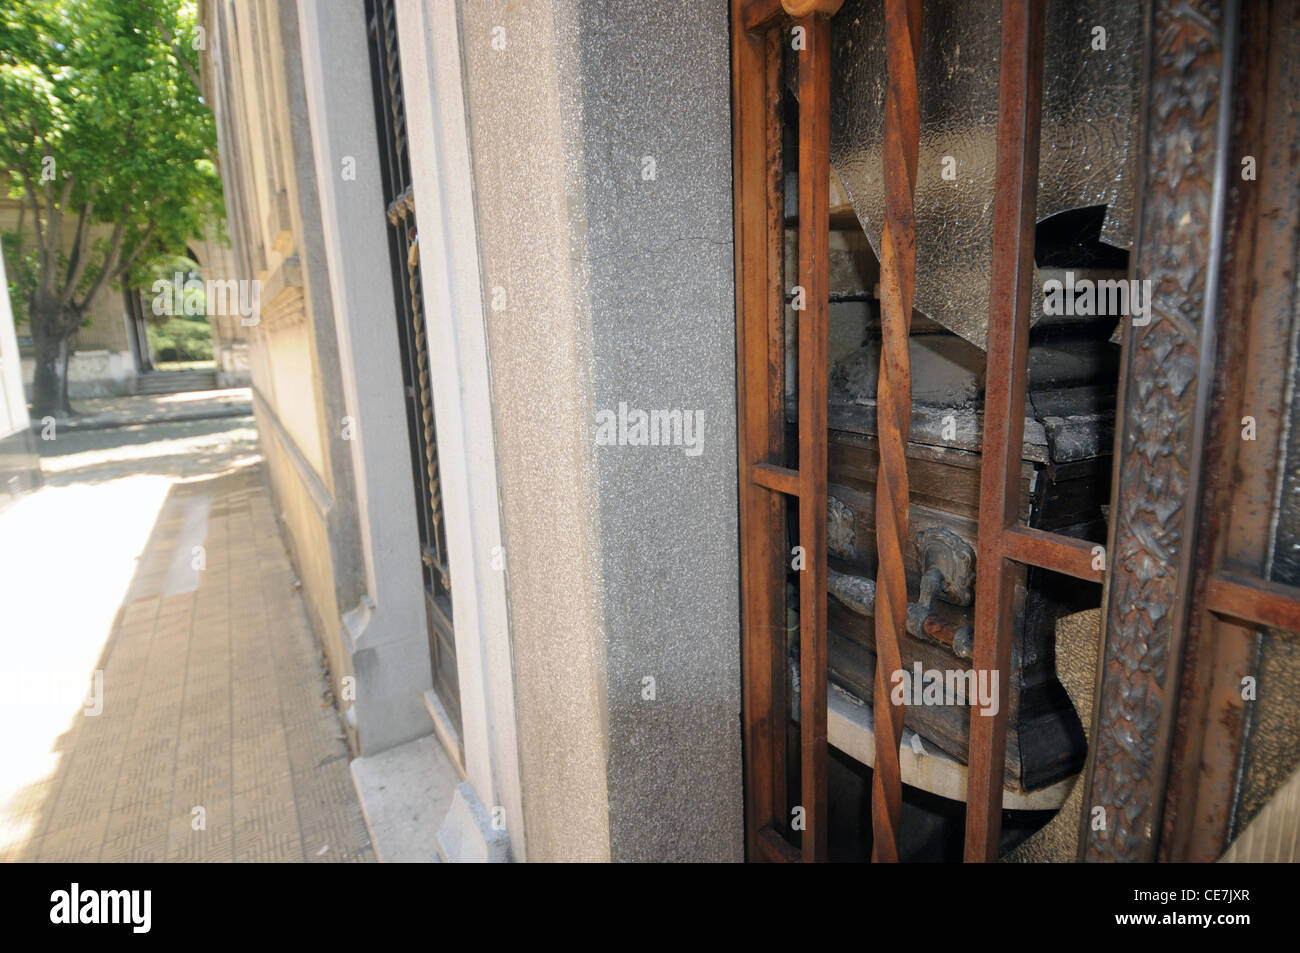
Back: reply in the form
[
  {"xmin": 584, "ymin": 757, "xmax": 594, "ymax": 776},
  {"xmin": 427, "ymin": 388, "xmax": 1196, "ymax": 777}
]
[{"xmin": 1082, "ymin": 0, "xmax": 1226, "ymax": 863}]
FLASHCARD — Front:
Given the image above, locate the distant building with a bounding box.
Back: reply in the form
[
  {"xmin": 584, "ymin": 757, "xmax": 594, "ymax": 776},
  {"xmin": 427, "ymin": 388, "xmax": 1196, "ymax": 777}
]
[
  {"xmin": 0, "ymin": 200, "xmax": 250, "ymax": 398},
  {"xmin": 199, "ymin": 0, "xmax": 742, "ymax": 863},
  {"xmin": 0, "ymin": 249, "xmax": 41, "ymax": 511}
]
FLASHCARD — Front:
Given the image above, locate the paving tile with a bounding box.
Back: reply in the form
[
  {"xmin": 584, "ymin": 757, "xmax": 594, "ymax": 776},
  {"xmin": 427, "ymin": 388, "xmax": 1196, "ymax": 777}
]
[{"xmin": 2, "ymin": 430, "xmax": 371, "ymax": 863}]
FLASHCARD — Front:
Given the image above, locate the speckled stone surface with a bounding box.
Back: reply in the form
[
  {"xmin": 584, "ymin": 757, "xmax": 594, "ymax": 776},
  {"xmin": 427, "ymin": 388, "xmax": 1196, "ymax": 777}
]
[
  {"xmin": 459, "ymin": 0, "xmax": 742, "ymax": 861},
  {"xmin": 581, "ymin": 0, "xmax": 744, "ymax": 862}
]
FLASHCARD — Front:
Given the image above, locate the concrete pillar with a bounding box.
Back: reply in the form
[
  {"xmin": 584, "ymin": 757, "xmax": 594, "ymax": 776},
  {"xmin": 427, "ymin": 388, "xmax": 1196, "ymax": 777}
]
[{"xmin": 458, "ymin": 0, "xmax": 743, "ymax": 862}]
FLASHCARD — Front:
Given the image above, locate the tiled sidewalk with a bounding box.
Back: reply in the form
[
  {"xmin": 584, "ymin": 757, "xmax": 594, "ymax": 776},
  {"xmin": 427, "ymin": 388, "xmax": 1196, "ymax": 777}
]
[{"xmin": 1, "ymin": 448, "xmax": 372, "ymax": 862}]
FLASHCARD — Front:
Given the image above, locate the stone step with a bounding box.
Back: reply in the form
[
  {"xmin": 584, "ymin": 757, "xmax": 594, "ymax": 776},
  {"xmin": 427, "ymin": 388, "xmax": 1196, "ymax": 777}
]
[
  {"xmin": 349, "ymin": 734, "xmax": 460, "ymax": 863},
  {"xmin": 136, "ymin": 371, "xmax": 220, "ymax": 394}
]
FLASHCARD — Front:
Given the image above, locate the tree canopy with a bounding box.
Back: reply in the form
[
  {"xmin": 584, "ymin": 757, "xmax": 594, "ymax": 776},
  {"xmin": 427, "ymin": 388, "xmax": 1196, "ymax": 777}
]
[{"xmin": 0, "ymin": 0, "xmax": 222, "ymax": 413}]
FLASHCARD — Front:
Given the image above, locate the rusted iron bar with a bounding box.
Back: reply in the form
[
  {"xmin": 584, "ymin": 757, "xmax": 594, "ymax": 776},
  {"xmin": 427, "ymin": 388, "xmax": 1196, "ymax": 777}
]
[
  {"xmin": 756, "ymin": 824, "xmax": 803, "ymax": 862},
  {"xmin": 1205, "ymin": 573, "xmax": 1300, "ymax": 633},
  {"xmin": 1162, "ymin": 0, "xmax": 1296, "ymax": 862},
  {"xmin": 870, "ymin": 0, "xmax": 921, "ymax": 864},
  {"xmin": 915, "ymin": 613, "xmax": 974, "ymax": 658},
  {"xmin": 965, "ymin": 0, "xmax": 1044, "ymax": 863},
  {"xmin": 796, "ymin": 10, "xmax": 833, "ymax": 863},
  {"xmin": 732, "ymin": 0, "xmax": 848, "ymax": 863},
  {"xmin": 731, "ymin": 1, "xmax": 789, "ymax": 859},
  {"xmin": 751, "ymin": 462, "xmax": 801, "ymax": 496},
  {"xmin": 743, "ymin": 0, "xmax": 786, "ymax": 31},
  {"xmin": 1002, "ymin": 526, "xmax": 1104, "ymax": 583}
]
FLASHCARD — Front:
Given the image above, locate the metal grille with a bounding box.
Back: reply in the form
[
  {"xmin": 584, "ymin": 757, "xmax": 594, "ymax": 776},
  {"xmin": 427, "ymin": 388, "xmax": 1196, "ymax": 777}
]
[
  {"xmin": 733, "ymin": 0, "xmax": 1300, "ymax": 866},
  {"xmin": 732, "ymin": 0, "xmax": 1100, "ymax": 863},
  {"xmin": 365, "ymin": 0, "xmax": 460, "ymax": 736}
]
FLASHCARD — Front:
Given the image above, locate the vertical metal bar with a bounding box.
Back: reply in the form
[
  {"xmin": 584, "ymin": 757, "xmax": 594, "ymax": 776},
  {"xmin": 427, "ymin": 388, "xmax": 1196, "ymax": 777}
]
[
  {"xmin": 796, "ymin": 11, "xmax": 831, "ymax": 863},
  {"xmin": 870, "ymin": 0, "xmax": 922, "ymax": 864},
  {"xmin": 734, "ymin": 0, "xmax": 842, "ymax": 863},
  {"xmin": 731, "ymin": 0, "xmax": 789, "ymax": 857},
  {"xmin": 761, "ymin": 25, "xmax": 790, "ymax": 842},
  {"xmin": 1160, "ymin": 0, "xmax": 1286, "ymax": 862},
  {"xmin": 964, "ymin": 0, "xmax": 1044, "ymax": 863}
]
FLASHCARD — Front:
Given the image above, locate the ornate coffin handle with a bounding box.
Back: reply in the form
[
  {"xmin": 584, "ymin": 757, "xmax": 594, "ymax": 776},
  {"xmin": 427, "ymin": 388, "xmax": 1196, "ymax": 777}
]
[
  {"xmin": 914, "ymin": 526, "xmax": 975, "ymax": 606},
  {"xmin": 827, "ymin": 527, "xmax": 976, "ymax": 659}
]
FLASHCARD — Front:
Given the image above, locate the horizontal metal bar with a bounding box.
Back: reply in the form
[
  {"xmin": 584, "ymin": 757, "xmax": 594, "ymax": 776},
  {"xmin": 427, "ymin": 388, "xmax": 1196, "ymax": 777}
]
[
  {"xmin": 755, "ymin": 824, "xmax": 802, "ymax": 862},
  {"xmin": 1205, "ymin": 572, "xmax": 1300, "ymax": 633},
  {"xmin": 1002, "ymin": 525, "xmax": 1103, "ymax": 583},
  {"xmin": 741, "ymin": 0, "xmax": 785, "ymax": 31},
  {"xmin": 751, "ymin": 462, "xmax": 801, "ymax": 496},
  {"xmin": 733, "ymin": 5, "xmax": 790, "ymax": 859}
]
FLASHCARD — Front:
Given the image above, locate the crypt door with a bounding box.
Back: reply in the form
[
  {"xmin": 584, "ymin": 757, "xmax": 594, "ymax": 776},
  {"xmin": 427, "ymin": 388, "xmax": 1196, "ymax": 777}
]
[{"xmin": 364, "ymin": 0, "xmax": 461, "ymax": 742}]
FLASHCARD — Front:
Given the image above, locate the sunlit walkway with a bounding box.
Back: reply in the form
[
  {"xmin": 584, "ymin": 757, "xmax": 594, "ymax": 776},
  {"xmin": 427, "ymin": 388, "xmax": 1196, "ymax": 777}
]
[{"xmin": 0, "ymin": 410, "xmax": 372, "ymax": 862}]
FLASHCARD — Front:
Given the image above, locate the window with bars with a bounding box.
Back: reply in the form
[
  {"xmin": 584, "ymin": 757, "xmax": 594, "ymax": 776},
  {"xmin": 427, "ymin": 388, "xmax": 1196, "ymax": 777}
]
[
  {"xmin": 365, "ymin": 0, "xmax": 461, "ymax": 739},
  {"xmin": 733, "ymin": 0, "xmax": 1300, "ymax": 866},
  {"xmin": 733, "ymin": 0, "xmax": 1118, "ymax": 864}
]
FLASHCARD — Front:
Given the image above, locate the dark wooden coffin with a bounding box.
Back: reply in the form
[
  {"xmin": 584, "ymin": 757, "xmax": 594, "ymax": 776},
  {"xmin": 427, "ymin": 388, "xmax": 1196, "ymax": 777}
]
[{"xmin": 789, "ymin": 369, "xmax": 1111, "ymax": 794}]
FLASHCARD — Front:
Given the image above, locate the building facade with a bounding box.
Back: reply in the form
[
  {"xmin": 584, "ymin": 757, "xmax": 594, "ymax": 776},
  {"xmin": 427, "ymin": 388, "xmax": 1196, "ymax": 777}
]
[
  {"xmin": 198, "ymin": 0, "xmax": 744, "ymax": 862},
  {"xmin": 198, "ymin": 0, "xmax": 1300, "ymax": 863},
  {"xmin": 0, "ymin": 250, "xmax": 41, "ymax": 511}
]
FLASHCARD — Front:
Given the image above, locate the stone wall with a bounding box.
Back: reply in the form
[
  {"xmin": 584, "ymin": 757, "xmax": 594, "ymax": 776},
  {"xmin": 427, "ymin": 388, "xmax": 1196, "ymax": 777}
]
[
  {"xmin": 458, "ymin": 0, "xmax": 743, "ymax": 862},
  {"xmin": 201, "ymin": 0, "xmax": 368, "ymax": 752},
  {"xmin": 201, "ymin": 0, "xmax": 435, "ymax": 758}
]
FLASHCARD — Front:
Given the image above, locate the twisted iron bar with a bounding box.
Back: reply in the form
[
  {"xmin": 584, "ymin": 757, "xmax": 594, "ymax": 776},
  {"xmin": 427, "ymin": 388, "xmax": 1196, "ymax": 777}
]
[
  {"xmin": 871, "ymin": 0, "xmax": 922, "ymax": 864},
  {"xmin": 405, "ymin": 232, "xmax": 448, "ymax": 591}
]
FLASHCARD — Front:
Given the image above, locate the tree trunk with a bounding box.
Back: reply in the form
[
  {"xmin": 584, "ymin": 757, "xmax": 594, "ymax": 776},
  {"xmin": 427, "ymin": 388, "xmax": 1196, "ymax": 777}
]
[{"xmin": 31, "ymin": 319, "xmax": 75, "ymax": 420}]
